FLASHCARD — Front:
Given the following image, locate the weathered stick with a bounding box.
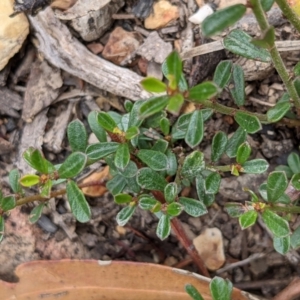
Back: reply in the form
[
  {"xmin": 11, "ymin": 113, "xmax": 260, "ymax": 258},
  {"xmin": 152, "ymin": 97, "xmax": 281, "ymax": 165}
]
[{"xmin": 29, "ymin": 8, "xmax": 152, "ymax": 101}]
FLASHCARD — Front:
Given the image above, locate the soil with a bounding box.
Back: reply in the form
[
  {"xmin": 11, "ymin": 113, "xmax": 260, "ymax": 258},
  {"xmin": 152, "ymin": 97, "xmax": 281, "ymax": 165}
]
[{"xmin": 1, "ymin": 0, "xmax": 300, "ymax": 299}]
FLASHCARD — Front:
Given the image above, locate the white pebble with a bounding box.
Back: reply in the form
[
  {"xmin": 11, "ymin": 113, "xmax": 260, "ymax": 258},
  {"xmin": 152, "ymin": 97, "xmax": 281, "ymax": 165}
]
[{"xmin": 188, "ymin": 4, "xmax": 214, "ymax": 24}]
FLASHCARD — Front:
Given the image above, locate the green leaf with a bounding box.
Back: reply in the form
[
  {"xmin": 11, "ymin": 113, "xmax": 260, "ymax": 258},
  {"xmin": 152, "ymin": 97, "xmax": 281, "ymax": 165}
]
[
  {"xmin": 267, "ymin": 171, "xmax": 288, "ymax": 202},
  {"xmin": 230, "ymin": 64, "xmax": 245, "ymax": 106},
  {"xmin": 86, "ymin": 142, "xmax": 119, "ymax": 161},
  {"xmin": 273, "ymin": 236, "xmax": 290, "ymax": 254},
  {"xmin": 137, "ymin": 168, "xmax": 167, "ymax": 191},
  {"xmin": 9, "ymin": 169, "xmax": 22, "ymax": 194},
  {"xmin": 213, "ymin": 60, "xmax": 232, "ymax": 89},
  {"xmin": 23, "ymin": 147, "xmax": 54, "ymax": 174},
  {"xmin": 179, "ymin": 197, "xmax": 207, "ymax": 217},
  {"xmin": 152, "ymin": 139, "xmax": 169, "ymax": 153},
  {"xmin": 225, "ymin": 127, "xmax": 247, "ymax": 158},
  {"xmin": 167, "ymin": 202, "xmax": 183, "ymax": 217},
  {"xmin": 0, "ymin": 196, "xmax": 16, "ymax": 211},
  {"xmin": 156, "ymin": 214, "xmax": 171, "ymax": 240},
  {"xmin": 261, "ymin": 0, "xmax": 275, "ymax": 11},
  {"xmin": 128, "ymin": 100, "xmax": 144, "ymax": 128},
  {"xmin": 166, "ymin": 149, "xmax": 177, "ymax": 176},
  {"xmin": 202, "ymin": 4, "xmax": 246, "ymax": 37},
  {"xmin": 236, "ymin": 142, "xmax": 251, "ymax": 164},
  {"xmin": 29, "ymin": 203, "xmax": 45, "ymax": 224},
  {"xmin": 122, "ymin": 161, "xmax": 138, "ymax": 178},
  {"xmin": 66, "ymin": 180, "xmax": 91, "ymax": 223},
  {"xmin": 291, "ymin": 173, "xmax": 300, "ymax": 190},
  {"xmin": 224, "ymin": 29, "xmax": 271, "ymax": 62},
  {"xmin": 288, "ymin": 152, "xmax": 300, "ymax": 174},
  {"xmin": 58, "ymin": 152, "xmax": 87, "ymax": 179},
  {"xmin": 40, "ymin": 180, "xmax": 52, "ymax": 198},
  {"xmin": 106, "ymin": 174, "xmax": 127, "ymax": 195},
  {"xmin": 114, "ymin": 143, "xmax": 130, "ymax": 171},
  {"xmin": 181, "ymin": 151, "xmax": 205, "ymax": 179},
  {"xmin": 205, "ymin": 172, "xmax": 221, "ymax": 194},
  {"xmin": 210, "ymin": 277, "xmax": 233, "ymax": 300},
  {"xmin": 171, "ymin": 113, "xmax": 192, "ymax": 140},
  {"xmin": 291, "ymin": 225, "xmax": 300, "ymax": 249},
  {"xmin": 139, "ymin": 195, "xmax": 160, "ymax": 211},
  {"xmin": 116, "ymin": 205, "xmax": 136, "ymax": 226},
  {"xmin": 262, "ymin": 209, "xmax": 290, "ymax": 237},
  {"xmin": 125, "ymin": 126, "xmax": 139, "ymax": 140},
  {"xmin": 259, "ymin": 183, "xmax": 268, "ymax": 201},
  {"xmin": 241, "ymin": 159, "xmax": 269, "ymax": 174},
  {"xmin": 164, "ymin": 182, "xmax": 178, "ymax": 203},
  {"xmin": 211, "ymin": 131, "xmax": 228, "ymax": 162},
  {"xmin": 185, "ymin": 284, "xmax": 204, "ymax": 300},
  {"xmin": 19, "ymin": 174, "xmax": 40, "ymax": 187},
  {"xmin": 0, "ymin": 216, "xmax": 4, "ymax": 243},
  {"xmin": 137, "ymin": 149, "xmax": 168, "ymax": 171},
  {"xmin": 188, "ymin": 82, "xmax": 218, "ymax": 102},
  {"xmin": 88, "ymin": 111, "xmax": 107, "ymax": 142},
  {"xmin": 139, "ymin": 96, "xmax": 169, "ymax": 119},
  {"xmin": 124, "ymin": 100, "xmax": 133, "ymax": 112},
  {"xmin": 185, "ymin": 110, "xmax": 204, "ymax": 148},
  {"xmin": 160, "ymin": 118, "xmax": 170, "ymax": 136},
  {"xmin": 294, "ymin": 61, "xmax": 300, "ymax": 76},
  {"xmin": 162, "ymin": 60, "xmax": 187, "ymax": 92},
  {"xmin": 67, "ymin": 119, "xmax": 87, "ymax": 152},
  {"xmin": 234, "ymin": 112, "xmax": 262, "ymax": 134},
  {"xmin": 225, "ymin": 203, "xmax": 245, "ymax": 218},
  {"xmin": 252, "ymin": 26, "xmax": 275, "ymax": 49},
  {"xmin": 294, "ymin": 78, "xmax": 300, "ymax": 97},
  {"xmin": 267, "ymin": 102, "xmax": 291, "ymax": 122},
  {"xmin": 98, "ymin": 112, "xmax": 117, "ymax": 132},
  {"xmin": 140, "ymin": 77, "xmax": 167, "ymax": 93},
  {"xmin": 239, "ymin": 210, "xmax": 258, "ymax": 229},
  {"xmin": 114, "ymin": 194, "xmax": 133, "ymax": 204},
  {"xmin": 166, "ymin": 51, "xmax": 182, "ymax": 89},
  {"xmin": 166, "ymin": 94, "xmax": 184, "ymax": 115}
]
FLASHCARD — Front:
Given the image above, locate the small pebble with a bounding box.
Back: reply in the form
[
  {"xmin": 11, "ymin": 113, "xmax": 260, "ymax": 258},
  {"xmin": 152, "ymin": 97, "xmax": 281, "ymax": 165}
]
[
  {"xmin": 188, "ymin": 5, "xmax": 214, "ymax": 24},
  {"xmin": 37, "ymin": 214, "xmax": 58, "ymax": 233}
]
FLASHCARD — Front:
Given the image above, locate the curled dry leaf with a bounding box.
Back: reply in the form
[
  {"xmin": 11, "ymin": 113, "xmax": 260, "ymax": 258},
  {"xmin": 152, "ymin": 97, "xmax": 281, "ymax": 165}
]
[
  {"xmin": 81, "ymin": 166, "xmax": 111, "ymax": 197},
  {"xmin": 0, "ymin": 260, "xmax": 254, "ymax": 299},
  {"xmin": 51, "ymin": 0, "xmax": 77, "ymax": 10},
  {"xmin": 193, "ymin": 227, "xmax": 225, "ymax": 271}
]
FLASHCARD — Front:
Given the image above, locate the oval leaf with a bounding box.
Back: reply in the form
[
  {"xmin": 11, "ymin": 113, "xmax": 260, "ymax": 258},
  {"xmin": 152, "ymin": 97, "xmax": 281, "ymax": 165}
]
[
  {"xmin": 156, "ymin": 214, "xmax": 171, "ymax": 240},
  {"xmin": 88, "ymin": 111, "xmax": 107, "ymax": 142},
  {"xmin": 139, "ymin": 196, "xmax": 160, "ymax": 210},
  {"xmin": 114, "ymin": 194, "xmax": 132, "ymax": 204},
  {"xmin": 291, "ymin": 173, "xmax": 300, "ymax": 190},
  {"xmin": 267, "ymin": 171, "xmax": 288, "ymax": 202},
  {"xmin": 185, "ymin": 110, "xmax": 204, "ymax": 148},
  {"xmin": 225, "ymin": 127, "xmax": 247, "ymax": 158},
  {"xmin": 66, "ymin": 180, "xmax": 91, "ymax": 223},
  {"xmin": 205, "ymin": 172, "xmax": 221, "ymax": 194},
  {"xmin": 236, "ymin": 142, "xmax": 251, "ymax": 164},
  {"xmin": 230, "ymin": 64, "xmax": 245, "ymax": 106},
  {"xmin": 86, "ymin": 142, "xmax": 119, "ymax": 160},
  {"xmin": 164, "ymin": 182, "xmax": 178, "ymax": 203},
  {"xmin": 287, "ymin": 152, "xmax": 300, "ymax": 174},
  {"xmin": 213, "ymin": 60, "xmax": 232, "ymax": 89},
  {"xmin": 188, "ymin": 82, "xmax": 218, "ymax": 102},
  {"xmin": 98, "ymin": 112, "xmax": 117, "ymax": 132},
  {"xmin": 166, "ymin": 202, "xmax": 183, "ymax": 217},
  {"xmin": 9, "ymin": 169, "xmax": 22, "ymax": 194},
  {"xmin": 224, "ymin": 29, "xmax": 271, "ymax": 62},
  {"xmin": 273, "ymin": 236, "xmax": 290, "ymax": 255},
  {"xmin": 239, "ymin": 210, "xmax": 257, "ymax": 229},
  {"xmin": 139, "ymin": 96, "xmax": 169, "ymax": 119},
  {"xmin": 267, "ymin": 101, "xmax": 291, "ymax": 122},
  {"xmin": 210, "ymin": 277, "xmax": 232, "ymax": 300},
  {"xmin": 241, "ymin": 159, "xmax": 269, "ymax": 174},
  {"xmin": 181, "ymin": 151, "xmax": 205, "ymax": 179},
  {"xmin": 0, "ymin": 196, "xmax": 16, "ymax": 212},
  {"xmin": 166, "ymin": 51, "xmax": 182, "ymax": 89},
  {"xmin": 114, "ymin": 143, "xmax": 130, "ymax": 171},
  {"xmin": 67, "ymin": 119, "xmax": 87, "ymax": 152},
  {"xmin": 185, "ymin": 284, "xmax": 204, "ymax": 300},
  {"xmin": 137, "ymin": 149, "xmax": 168, "ymax": 171},
  {"xmin": 262, "ymin": 209, "xmax": 290, "ymax": 237},
  {"xmin": 19, "ymin": 174, "xmax": 40, "ymax": 187},
  {"xmin": 140, "ymin": 77, "xmax": 167, "ymax": 93},
  {"xmin": 116, "ymin": 205, "xmax": 136, "ymax": 226},
  {"xmin": 234, "ymin": 112, "xmax": 262, "ymax": 134},
  {"xmin": 137, "ymin": 168, "xmax": 167, "ymax": 191},
  {"xmin": 179, "ymin": 197, "xmax": 207, "ymax": 217},
  {"xmin": 211, "ymin": 131, "xmax": 228, "ymax": 162},
  {"xmin": 29, "ymin": 203, "xmax": 45, "ymax": 224},
  {"xmin": 58, "ymin": 152, "xmax": 87, "ymax": 179}
]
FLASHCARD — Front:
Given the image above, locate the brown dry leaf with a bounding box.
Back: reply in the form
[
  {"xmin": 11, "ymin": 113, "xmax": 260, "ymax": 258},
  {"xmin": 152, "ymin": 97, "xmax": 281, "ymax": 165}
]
[
  {"xmin": 51, "ymin": 0, "xmax": 77, "ymax": 10},
  {"xmin": 0, "ymin": 260, "xmax": 252, "ymax": 300},
  {"xmin": 193, "ymin": 227, "xmax": 225, "ymax": 271},
  {"xmin": 81, "ymin": 166, "xmax": 110, "ymax": 197}
]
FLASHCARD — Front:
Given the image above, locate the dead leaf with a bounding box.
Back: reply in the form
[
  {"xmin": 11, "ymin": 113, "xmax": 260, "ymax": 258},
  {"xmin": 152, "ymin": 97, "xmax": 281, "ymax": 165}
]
[
  {"xmin": 81, "ymin": 166, "xmax": 110, "ymax": 197},
  {"xmin": 193, "ymin": 228, "xmax": 225, "ymax": 271},
  {"xmin": 51, "ymin": 0, "xmax": 77, "ymax": 10},
  {"xmin": 0, "ymin": 260, "xmax": 253, "ymax": 299}
]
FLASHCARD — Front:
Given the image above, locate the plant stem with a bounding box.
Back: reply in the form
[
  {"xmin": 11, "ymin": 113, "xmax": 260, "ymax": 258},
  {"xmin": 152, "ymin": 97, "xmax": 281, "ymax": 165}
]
[
  {"xmin": 15, "ymin": 180, "xmax": 106, "ymax": 206},
  {"xmin": 275, "ymin": 0, "xmax": 300, "ymax": 33},
  {"xmin": 171, "ymin": 217, "xmax": 211, "ymax": 277},
  {"xmin": 250, "ymin": 0, "xmax": 300, "ymax": 110}
]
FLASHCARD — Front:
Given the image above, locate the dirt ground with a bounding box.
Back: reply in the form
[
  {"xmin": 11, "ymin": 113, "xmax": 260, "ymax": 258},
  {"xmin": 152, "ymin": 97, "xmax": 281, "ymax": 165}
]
[{"xmin": 1, "ymin": 0, "xmax": 300, "ymax": 299}]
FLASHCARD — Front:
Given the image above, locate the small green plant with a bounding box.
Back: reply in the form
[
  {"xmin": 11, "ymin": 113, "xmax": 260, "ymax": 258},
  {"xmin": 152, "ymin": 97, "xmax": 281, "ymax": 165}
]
[{"xmin": 1, "ymin": 0, "xmax": 300, "ymax": 289}]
